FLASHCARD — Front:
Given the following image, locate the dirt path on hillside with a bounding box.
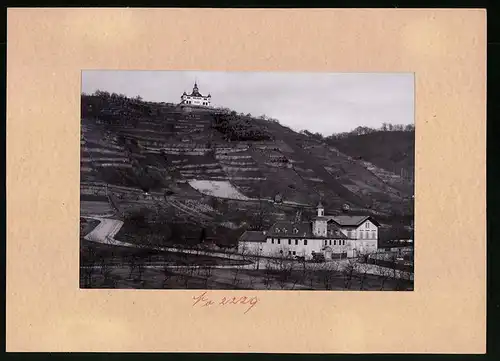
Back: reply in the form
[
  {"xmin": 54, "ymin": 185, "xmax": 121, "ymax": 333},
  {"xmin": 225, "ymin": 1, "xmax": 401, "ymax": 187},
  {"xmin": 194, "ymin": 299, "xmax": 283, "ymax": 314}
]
[{"xmin": 81, "ymin": 216, "xmax": 249, "ymax": 262}]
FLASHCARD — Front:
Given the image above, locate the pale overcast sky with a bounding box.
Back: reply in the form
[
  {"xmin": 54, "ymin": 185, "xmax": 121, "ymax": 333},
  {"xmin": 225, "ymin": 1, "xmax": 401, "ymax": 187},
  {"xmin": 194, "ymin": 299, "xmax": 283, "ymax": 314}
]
[{"xmin": 82, "ymin": 71, "xmax": 414, "ymax": 134}]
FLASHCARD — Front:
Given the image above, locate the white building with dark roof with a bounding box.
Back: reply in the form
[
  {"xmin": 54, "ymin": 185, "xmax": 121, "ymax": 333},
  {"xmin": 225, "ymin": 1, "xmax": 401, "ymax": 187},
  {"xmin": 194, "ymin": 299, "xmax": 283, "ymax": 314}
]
[
  {"xmin": 180, "ymin": 81, "xmax": 211, "ymax": 107},
  {"xmin": 238, "ymin": 202, "xmax": 380, "ymax": 260}
]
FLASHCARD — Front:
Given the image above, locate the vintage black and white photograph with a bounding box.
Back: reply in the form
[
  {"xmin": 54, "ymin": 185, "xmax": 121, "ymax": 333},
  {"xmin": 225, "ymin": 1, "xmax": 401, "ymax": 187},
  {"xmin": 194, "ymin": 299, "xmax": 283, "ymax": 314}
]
[{"xmin": 80, "ymin": 71, "xmax": 415, "ymax": 291}]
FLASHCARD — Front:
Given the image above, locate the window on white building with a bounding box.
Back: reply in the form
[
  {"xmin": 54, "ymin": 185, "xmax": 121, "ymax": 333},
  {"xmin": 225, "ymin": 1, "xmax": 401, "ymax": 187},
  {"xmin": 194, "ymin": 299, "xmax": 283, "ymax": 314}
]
[
  {"xmin": 295, "ymin": 239, "xmax": 298, "ymax": 245},
  {"xmin": 365, "ymin": 222, "xmax": 370, "ymax": 229},
  {"xmin": 372, "ymin": 232, "xmax": 376, "ymax": 239},
  {"xmin": 304, "ymin": 240, "xmax": 308, "ymax": 245},
  {"xmin": 271, "ymin": 239, "xmax": 274, "ymax": 244},
  {"xmin": 334, "ymin": 240, "xmax": 336, "ymax": 246},
  {"xmin": 293, "ymin": 251, "xmax": 296, "ymax": 255},
  {"xmin": 288, "ymin": 239, "xmax": 291, "ymax": 245},
  {"xmin": 277, "ymin": 239, "xmax": 281, "ymax": 244},
  {"xmin": 289, "ymin": 251, "xmax": 292, "ymax": 255}
]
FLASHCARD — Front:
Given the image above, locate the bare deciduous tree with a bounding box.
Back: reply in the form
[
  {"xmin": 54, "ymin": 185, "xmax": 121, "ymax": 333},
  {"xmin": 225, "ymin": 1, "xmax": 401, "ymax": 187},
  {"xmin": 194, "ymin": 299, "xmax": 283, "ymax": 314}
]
[
  {"xmin": 356, "ymin": 262, "xmax": 371, "ymax": 290},
  {"xmin": 266, "ymin": 249, "xmax": 298, "ymax": 290},
  {"xmin": 341, "ymin": 259, "xmax": 357, "ymax": 290},
  {"xmin": 262, "ymin": 258, "xmax": 275, "ymax": 289},
  {"xmin": 316, "ymin": 261, "xmax": 341, "ymax": 290},
  {"xmin": 81, "ymin": 245, "xmax": 97, "ymax": 288},
  {"xmin": 200, "ymin": 264, "xmax": 214, "ymax": 288},
  {"xmin": 127, "ymin": 255, "xmax": 137, "ymax": 280},
  {"xmin": 135, "ymin": 262, "xmax": 145, "ymax": 285},
  {"xmin": 377, "ymin": 264, "xmax": 393, "ymax": 290},
  {"xmin": 162, "ymin": 264, "xmax": 172, "ymax": 288},
  {"xmin": 100, "ymin": 257, "xmax": 114, "ymax": 288}
]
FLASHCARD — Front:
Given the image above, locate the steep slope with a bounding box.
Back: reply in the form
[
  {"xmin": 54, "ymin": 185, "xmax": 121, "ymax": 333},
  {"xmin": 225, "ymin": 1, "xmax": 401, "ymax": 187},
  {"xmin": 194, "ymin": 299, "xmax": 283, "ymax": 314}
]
[
  {"xmin": 80, "ymin": 94, "xmax": 414, "ymax": 231},
  {"xmin": 328, "ymin": 131, "xmax": 415, "ymax": 184}
]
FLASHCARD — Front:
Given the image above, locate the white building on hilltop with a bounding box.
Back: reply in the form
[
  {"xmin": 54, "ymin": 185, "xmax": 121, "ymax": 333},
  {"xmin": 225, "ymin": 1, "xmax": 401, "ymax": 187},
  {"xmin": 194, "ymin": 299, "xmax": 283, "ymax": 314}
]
[
  {"xmin": 238, "ymin": 202, "xmax": 380, "ymax": 260},
  {"xmin": 181, "ymin": 81, "xmax": 211, "ymax": 107}
]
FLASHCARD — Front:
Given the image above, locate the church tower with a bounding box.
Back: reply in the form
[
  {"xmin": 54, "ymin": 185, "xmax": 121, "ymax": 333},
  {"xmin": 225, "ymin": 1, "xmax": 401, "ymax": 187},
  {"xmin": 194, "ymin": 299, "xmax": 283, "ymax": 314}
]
[
  {"xmin": 313, "ymin": 201, "xmax": 327, "ymax": 237},
  {"xmin": 317, "ymin": 201, "xmax": 325, "ymax": 217}
]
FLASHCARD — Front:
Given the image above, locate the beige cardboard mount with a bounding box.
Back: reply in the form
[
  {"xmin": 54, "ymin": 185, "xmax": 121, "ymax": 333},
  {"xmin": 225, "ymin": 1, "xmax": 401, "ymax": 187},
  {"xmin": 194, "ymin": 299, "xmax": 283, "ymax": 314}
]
[{"xmin": 6, "ymin": 8, "xmax": 486, "ymax": 353}]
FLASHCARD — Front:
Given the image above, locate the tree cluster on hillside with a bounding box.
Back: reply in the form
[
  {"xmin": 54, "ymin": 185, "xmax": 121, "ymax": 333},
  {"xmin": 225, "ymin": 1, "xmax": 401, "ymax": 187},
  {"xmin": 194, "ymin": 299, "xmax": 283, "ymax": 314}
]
[
  {"xmin": 212, "ymin": 111, "xmax": 274, "ymax": 141},
  {"xmin": 333, "ymin": 123, "xmax": 414, "ymax": 140},
  {"xmin": 300, "ymin": 123, "xmax": 414, "ymax": 142},
  {"xmin": 81, "ymin": 91, "xmax": 176, "ymax": 127}
]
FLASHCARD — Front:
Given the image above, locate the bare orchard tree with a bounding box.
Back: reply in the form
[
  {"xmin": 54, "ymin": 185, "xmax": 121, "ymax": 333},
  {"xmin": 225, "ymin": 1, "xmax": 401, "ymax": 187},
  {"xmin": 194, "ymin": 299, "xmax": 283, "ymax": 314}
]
[
  {"xmin": 375, "ymin": 262, "xmax": 394, "ymax": 290},
  {"xmin": 231, "ymin": 265, "xmax": 242, "ymax": 288},
  {"xmin": 135, "ymin": 261, "xmax": 146, "ymax": 286},
  {"xmin": 262, "ymin": 258, "xmax": 275, "ymax": 289},
  {"xmin": 356, "ymin": 261, "xmax": 372, "ymax": 290},
  {"xmin": 277, "ymin": 260, "xmax": 296, "ymax": 290},
  {"xmin": 395, "ymin": 269, "xmax": 413, "ymax": 291},
  {"xmin": 238, "ymin": 241, "xmax": 251, "ymax": 260},
  {"xmin": 316, "ymin": 260, "xmax": 341, "ymax": 290},
  {"xmin": 246, "ymin": 246, "xmax": 264, "ymax": 271},
  {"xmin": 184, "ymin": 265, "xmax": 197, "ymax": 289},
  {"xmin": 341, "ymin": 259, "xmax": 357, "ymax": 290},
  {"xmin": 162, "ymin": 264, "xmax": 172, "ymax": 289},
  {"xmin": 298, "ymin": 255, "xmax": 307, "ymax": 281},
  {"xmin": 99, "ymin": 257, "xmax": 115, "ymax": 288},
  {"xmin": 81, "ymin": 245, "xmax": 98, "ymax": 288},
  {"xmin": 200, "ymin": 264, "xmax": 214, "ymax": 288},
  {"xmin": 387, "ymin": 252, "xmax": 399, "ymax": 278},
  {"xmin": 305, "ymin": 262, "xmax": 319, "ymax": 289},
  {"xmin": 81, "ymin": 264, "xmax": 95, "ymax": 288},
  {"xmin": 126, "ymin": 255, "xmax": 137, "ymax": 280},
  {"xmin": 268, "ymin": 248, "xmax": 297, "ymax": 290}
]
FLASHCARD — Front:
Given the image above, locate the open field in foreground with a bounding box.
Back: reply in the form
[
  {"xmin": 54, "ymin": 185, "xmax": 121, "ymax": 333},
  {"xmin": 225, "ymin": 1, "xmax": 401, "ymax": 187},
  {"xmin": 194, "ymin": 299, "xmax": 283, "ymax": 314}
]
[{"xmin": 80, "ymin": 241, "xmax": 413, "ymax": 290}]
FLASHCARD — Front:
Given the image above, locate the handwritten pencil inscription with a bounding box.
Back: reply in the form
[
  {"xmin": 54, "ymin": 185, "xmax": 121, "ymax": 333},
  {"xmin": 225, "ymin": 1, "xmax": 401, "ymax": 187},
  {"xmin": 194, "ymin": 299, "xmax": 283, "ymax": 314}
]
[{"xmin": 192, "ymin": 291, "xmax": 259, "ymax": 314}]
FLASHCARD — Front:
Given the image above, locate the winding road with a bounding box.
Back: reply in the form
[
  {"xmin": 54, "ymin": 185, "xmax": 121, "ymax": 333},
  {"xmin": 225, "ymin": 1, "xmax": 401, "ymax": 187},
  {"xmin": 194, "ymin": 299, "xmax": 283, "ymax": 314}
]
[
  {"xmin": 81, "ymin": 216, "xmax": 412, "ymax": 279},
  {"xmin": 82, "ymin": 215, "xmax": 249, "ymax": 262}
]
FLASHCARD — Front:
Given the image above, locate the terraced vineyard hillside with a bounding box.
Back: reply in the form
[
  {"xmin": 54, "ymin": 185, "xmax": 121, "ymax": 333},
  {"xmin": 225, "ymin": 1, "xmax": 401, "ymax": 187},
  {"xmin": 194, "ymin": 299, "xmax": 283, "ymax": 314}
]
[{"xmin": 80, "ymin": 93, "xmax": 414, "ymax": 246}]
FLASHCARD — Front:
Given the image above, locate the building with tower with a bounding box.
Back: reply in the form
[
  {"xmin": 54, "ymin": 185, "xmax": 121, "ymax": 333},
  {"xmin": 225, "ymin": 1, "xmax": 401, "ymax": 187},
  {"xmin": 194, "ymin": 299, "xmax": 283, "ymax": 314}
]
[
  {"xmin": 181, "ymin": 81, "xmax": 211, "ymax": 107},
  {"xmin": 238, "ymin": 202, "xmax": 380, "ymax": 259}
]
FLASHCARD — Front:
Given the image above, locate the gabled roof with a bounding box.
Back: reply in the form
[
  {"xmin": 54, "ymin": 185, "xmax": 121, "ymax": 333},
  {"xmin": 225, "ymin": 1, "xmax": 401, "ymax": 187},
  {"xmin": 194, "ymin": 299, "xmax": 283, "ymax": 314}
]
[
  {"xmin": 239, "ymin": 230, "xmax": 267, "ymax": 243},
  {"xmin": 326, "ymin": 222, "xmax": 350, "ymax": 238},
  {"xmin": 329, "ymin": 215, "xmax": 381, "ymax": 227},
  {"xmin": 268, "ymin": 221, "xmax": 313, "ymax": 238},
  {"xmin": 267, "ymin": 221, "xmax": 349, "ymax": 239}
]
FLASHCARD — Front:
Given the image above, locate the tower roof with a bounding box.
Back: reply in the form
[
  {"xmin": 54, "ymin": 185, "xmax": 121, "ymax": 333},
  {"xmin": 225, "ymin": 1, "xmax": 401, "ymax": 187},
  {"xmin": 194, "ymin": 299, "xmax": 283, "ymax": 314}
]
[
  {"xmin": 190, "ymin": 81, "xmax": 204, "ymax": 97},
  {"xmin": 317, "ymin": 201, "xmax": 324, "ymax": 208}
]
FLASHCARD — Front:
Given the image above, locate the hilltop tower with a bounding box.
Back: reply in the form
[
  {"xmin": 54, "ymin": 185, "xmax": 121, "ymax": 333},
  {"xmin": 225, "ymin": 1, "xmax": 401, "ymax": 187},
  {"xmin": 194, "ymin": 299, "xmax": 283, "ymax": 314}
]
[{"xmin": 181, "ymin": 81, "xmax": 211, "ymax": 107}]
